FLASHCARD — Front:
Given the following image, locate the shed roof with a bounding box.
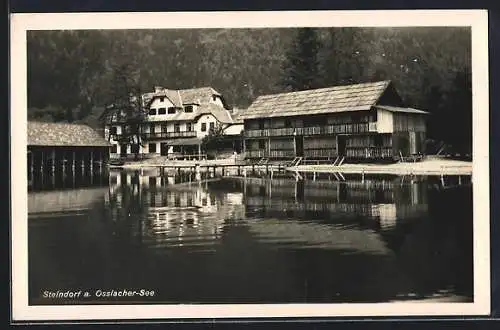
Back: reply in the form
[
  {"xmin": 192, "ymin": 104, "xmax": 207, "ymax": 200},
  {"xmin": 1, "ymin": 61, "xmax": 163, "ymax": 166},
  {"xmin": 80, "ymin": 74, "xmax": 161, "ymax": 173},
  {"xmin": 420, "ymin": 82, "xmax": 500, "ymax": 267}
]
[
  {"xmin": 165, "ymin": 137, "xmax": 202, "ymax": 146},
  {"xmin": 241, "ymin": 80, "xmax": 393, "ymax": 120},
  {"xmin": 375, "ymin": 105, "xmax": 429, "ymax": 115},
  {"xmin": 28, "ymin": 121, "xmax": 111, "ymax": 147}
]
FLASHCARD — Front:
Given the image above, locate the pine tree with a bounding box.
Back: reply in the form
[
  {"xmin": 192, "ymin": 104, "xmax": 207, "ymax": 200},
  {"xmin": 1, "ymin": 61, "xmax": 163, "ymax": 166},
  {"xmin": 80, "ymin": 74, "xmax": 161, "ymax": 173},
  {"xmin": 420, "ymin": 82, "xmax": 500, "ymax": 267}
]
[
  {"xmin": 100, "ymin": 62, "xmax": 147, "ymax": 160},
  {"xmin": 281, "ymin": 28, "xmax": 321, "ymax": 91},
  {"xmin": 444, "ymin": 70, "xmax": 472, "ymax": 157}
]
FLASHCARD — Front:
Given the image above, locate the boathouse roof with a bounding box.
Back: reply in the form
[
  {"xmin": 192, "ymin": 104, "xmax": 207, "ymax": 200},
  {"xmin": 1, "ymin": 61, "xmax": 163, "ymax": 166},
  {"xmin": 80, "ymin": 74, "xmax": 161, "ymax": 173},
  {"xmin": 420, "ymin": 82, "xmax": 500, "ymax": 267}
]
[
  {"xmin": 28, "ymin": 121, "xmax": 111, "ymax": 147},
  {"xmin": 241, "ymin": 80, "xmax": 427, "ymax": 120}
]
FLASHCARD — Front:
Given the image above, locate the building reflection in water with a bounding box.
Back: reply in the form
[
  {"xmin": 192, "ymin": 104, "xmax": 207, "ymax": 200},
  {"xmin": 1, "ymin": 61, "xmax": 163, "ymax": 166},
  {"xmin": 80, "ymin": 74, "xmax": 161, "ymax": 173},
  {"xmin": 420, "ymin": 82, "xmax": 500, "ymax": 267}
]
[
  {"xmin": 105, "ymin": 170, "xmax": 469, "ymax": 257},
  {"xmin": 239, "ymin": 172, "xmax": 431, "ymax": 255},
  {"xmin": 28, "ymin": 169, "xmax": 109, "ymax": 217},
  {"xmin": 106, "ymin": 170, "xmax": 244, "ymax": 253},
  {"xmin": 28, "ymin": 168, "xmax": 472, "ymax": 303}
]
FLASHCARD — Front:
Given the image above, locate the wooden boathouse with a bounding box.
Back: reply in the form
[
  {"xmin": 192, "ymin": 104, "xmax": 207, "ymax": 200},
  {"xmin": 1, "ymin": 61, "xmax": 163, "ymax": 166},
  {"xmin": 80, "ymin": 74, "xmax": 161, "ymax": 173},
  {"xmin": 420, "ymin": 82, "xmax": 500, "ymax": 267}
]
[
  {"xmin": 27, "ymin": 121, "xmax": 111, "ymax": 179},
  {"xmin": 241, "ymin": 81, "xmax": 428, "ymax": 164}
]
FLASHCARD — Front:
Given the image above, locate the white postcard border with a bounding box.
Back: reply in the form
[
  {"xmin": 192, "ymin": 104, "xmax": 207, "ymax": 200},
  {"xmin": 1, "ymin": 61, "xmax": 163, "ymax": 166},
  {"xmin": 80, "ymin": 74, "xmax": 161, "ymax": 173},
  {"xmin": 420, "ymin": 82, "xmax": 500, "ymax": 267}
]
[{"xmin": 10, "ymin": 10, "xmax": 490, "ymax": 321}]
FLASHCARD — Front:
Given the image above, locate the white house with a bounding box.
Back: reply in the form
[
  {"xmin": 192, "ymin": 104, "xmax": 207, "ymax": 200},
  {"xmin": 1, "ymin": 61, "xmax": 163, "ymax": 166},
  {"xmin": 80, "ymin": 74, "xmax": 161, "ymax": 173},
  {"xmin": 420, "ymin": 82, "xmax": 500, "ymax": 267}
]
[{"xmin": 104, "ymin": 86, "xmax": 244, "ymax": 159}]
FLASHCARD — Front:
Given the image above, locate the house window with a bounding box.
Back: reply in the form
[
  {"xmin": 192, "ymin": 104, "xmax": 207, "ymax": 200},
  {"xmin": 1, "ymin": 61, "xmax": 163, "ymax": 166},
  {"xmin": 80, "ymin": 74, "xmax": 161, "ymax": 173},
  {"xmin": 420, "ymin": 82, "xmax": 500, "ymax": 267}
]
[
  {"xmin": 161, "ymin": 123, "xmax": 168, "ymax": 132},
  {"xmin": 173, "ymin": 146, "xmax": 181, "ymax": 153},
  {"xmin": 149, "ymin": 143, "xmax": 157, "ymax": 153},
  {"xmin": 184, "ymin": 105, "xmax": 193, "ymax": 113},
  {"xmin": 212, "ymin": 95, "xmax": 217, "ymax": 101},
  {"xmin": 186, "ymin": 123, "xmax": 193, "ymax": 131},
  {"xmin": 150, "ymin": 124, "xmax": 156, "ymax": 133},
  {"xmin": 168, "ymin": 107, "xmax": 176, "ymax": 114},
  {"xmin": 110, "ymin": 145, "xmax": 117, "ymax": 153},
  {"xmin": 174, "ymin": 123, "xmax": 180, "ymax": 133},
  {"xmin": 259, "ymin": 140, "xmax": 266, "ymax": 149},
  {"xmin": 209, "ymin": 122, "xmax": 215, "ymax": 131},
  {"xmin": 149, "ymin": 108, "xmax": 157, "ymax": 115},
  {"xmin": 110, "ymin": 126, "xmax": 117, "ymax": 134},
  {"xmin": 159, "ymin": 97, "xmax": 164, "ymax": 102},
  {"xmin": 158, "ymin": 108, "xmax": 166, "ymax": 115},
  {"xmin": 201, "ymin": 123, "xmax": 207, "ymax": 131},
  {"xmin": 131, "ymin": 144, "xmax": 140, "ymax": 154}
]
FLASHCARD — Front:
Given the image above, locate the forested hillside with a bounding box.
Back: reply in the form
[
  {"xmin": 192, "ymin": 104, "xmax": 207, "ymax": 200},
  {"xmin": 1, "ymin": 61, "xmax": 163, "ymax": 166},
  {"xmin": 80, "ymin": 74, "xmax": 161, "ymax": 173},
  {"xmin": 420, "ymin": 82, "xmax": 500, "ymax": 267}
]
[{"xmin": 27, "ymin": 27, "xmax": 472, "ymax": 152}]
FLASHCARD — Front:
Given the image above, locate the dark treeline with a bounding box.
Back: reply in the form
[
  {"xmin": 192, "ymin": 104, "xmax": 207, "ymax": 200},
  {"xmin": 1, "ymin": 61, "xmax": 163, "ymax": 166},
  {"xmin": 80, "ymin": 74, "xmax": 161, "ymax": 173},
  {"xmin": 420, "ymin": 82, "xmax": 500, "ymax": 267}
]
[{"xmin": 27, "ymin": 27, "xmax": 472, "ymax": 153}]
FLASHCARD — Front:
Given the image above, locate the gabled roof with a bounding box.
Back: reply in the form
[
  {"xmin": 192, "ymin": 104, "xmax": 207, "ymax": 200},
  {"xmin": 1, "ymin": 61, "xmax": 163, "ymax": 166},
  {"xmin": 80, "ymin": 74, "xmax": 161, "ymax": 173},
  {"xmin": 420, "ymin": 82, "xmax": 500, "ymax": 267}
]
[
  {"xmin": 178, "ymin": 87, "xmax": 221, "ymax": 105},
  {"xmin": 241, "ymin": 80, "xmax": 393, "ymax": 120},
  {"xmin": 28, "ymin": 121, "xmax": 111, "ymax": 147},
  {"xmin": 144, "ymin": 86, "xmax": 223, "ymax": 108},
  {"xmin": 375, "ymin": 105, "xmax": 429, "ymax": 115}
]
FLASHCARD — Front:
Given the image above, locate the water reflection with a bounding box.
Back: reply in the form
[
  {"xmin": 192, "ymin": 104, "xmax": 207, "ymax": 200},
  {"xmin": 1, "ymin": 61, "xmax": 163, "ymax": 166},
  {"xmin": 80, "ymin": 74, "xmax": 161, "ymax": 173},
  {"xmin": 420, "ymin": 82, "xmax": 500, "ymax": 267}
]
[
  {"xmin": 241, "ymin": 173, "xmax": 430, "ymax": 255},
  {"xmin": 28, "ymin": 169, "xmax": 473, "ymax": 304}
]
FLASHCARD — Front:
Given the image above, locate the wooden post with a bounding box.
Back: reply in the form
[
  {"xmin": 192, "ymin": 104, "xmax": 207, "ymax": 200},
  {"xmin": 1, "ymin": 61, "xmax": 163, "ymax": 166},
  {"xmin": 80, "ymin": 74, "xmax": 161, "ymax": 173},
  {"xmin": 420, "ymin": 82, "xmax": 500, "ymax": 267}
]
[
  {"xmin": 62, "ymin": 150, "xmax": 66, "ymax": 178},
  {"xmin": 29, "ymin": 150, "xmax": 34, "ymax": 179},
  {"xmin": 99, "ymin": 149, "xmax": 103, "ymax": 174},
  {"xmin": 72, "ymin": 150, "xmax": 76, "ymax": 173},
  {"xmin": 80, "ymin": 150, "xmax": 85, "ymax": 176},
  {"xmin": 90, "ymin": 149, "xmax": 94, "ymax": 175},
  {"xmin": 458, "ymin": 175, "xmax": 462, "ymax": 186},
  {"xmin": 293, "ymin": 135, "xmax": 297, "ymax": 157},
  {"xmin": 222, "ymin": 166, "xmax": 225, "ymax": 176},
  {"xmin": 267, "ymin": 138, "xmax": 271, "ymax": 158},
  {"xmin": 51, "ymin": 148, "xmax": 56, "ymax": 177}
]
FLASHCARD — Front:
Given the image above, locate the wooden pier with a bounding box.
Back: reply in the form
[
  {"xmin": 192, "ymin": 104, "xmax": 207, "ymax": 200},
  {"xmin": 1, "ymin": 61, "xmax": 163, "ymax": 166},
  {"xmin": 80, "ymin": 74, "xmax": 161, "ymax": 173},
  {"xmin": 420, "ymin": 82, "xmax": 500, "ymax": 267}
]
[{"xmin": 117, "ymin": 163, "xmax": 288, "ymax": 177}]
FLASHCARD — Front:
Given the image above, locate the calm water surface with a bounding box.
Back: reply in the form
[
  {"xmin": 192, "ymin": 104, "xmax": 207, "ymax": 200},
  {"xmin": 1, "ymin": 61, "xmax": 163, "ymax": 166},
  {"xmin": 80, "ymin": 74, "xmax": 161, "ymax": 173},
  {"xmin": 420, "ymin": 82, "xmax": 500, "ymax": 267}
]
[{"xmin": 28, "ymin": 168, "xmax": 473, "ymax": 304}]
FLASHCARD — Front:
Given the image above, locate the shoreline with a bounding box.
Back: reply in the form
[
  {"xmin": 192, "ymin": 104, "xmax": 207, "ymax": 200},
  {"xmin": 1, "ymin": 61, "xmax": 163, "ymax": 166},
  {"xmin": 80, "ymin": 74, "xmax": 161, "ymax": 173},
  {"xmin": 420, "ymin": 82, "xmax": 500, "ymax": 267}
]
[
  {"xmin": 109, "ymin": 158, "xmax": 472, "ymax": 176},
  {"xmin": 290, "ymin": 161, "xmax": 472, "ymax": 176}
]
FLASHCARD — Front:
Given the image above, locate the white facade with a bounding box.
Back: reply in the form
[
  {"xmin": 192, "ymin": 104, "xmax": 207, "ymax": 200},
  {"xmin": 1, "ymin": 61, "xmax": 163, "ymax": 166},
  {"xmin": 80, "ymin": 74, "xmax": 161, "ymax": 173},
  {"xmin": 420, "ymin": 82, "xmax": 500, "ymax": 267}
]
[{"xmin": 106, "ymin": 87, "xmax": 238, "ymax": 158}]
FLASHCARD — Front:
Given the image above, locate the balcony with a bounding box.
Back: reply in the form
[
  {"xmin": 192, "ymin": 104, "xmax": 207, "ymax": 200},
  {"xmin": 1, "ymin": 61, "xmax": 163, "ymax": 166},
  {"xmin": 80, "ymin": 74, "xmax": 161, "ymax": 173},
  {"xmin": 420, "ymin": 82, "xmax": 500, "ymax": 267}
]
[
  {"xmin": 108, "ymin": 130, "xmax": 197, "ymax": 141},
  {"xmin": 245, "ymin": 150, "xmax": 267, "ymax": 158},
  {"xmin": 143, "ymin": 131, "xmax": 197, "ymax": 139},
  {"xmin": 244, "ymin": 122, "xmax": 377, "ymax": 138}
]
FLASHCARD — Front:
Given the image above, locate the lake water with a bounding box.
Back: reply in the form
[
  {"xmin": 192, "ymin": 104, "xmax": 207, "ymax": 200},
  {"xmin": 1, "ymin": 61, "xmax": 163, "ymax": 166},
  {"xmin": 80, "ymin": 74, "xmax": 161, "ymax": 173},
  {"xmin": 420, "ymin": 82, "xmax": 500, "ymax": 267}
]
[{"xmin": 28, "ymin": 168, "xmax": 473, "ymax": 304}]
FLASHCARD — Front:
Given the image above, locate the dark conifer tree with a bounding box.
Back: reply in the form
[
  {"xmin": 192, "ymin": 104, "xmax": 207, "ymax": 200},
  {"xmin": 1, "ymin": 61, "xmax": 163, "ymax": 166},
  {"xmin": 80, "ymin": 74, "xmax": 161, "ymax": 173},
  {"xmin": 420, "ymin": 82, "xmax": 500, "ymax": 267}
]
[
  {"xmin": 100, "ymin": 62, "xmax": 147, "ymax": 160},
  {"xmin": 444, "ymin": 70, "xmax": 472, "ymax": 156},
  {"xmin": 281, "ymin": 28, "xmax": 321, "ymax": 91}
]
